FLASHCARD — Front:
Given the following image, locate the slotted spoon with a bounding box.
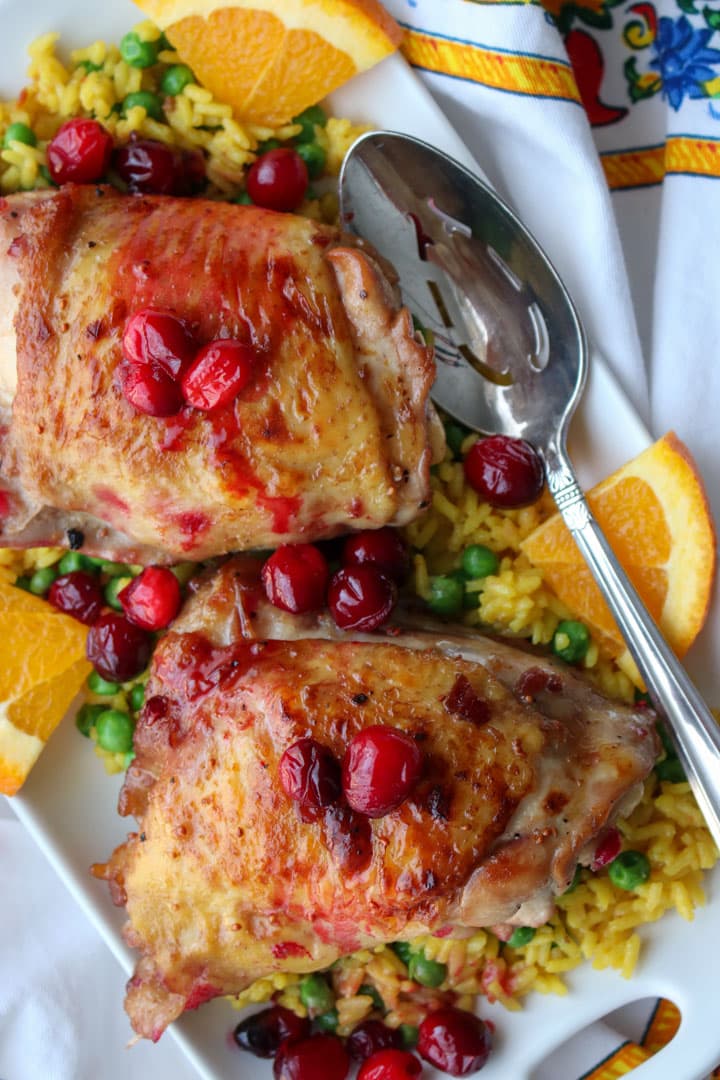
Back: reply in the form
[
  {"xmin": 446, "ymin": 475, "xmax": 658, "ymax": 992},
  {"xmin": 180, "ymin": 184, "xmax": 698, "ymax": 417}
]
[{"xmin": 339, "ymin": 130, "xmax": 720, "ymax": 848}]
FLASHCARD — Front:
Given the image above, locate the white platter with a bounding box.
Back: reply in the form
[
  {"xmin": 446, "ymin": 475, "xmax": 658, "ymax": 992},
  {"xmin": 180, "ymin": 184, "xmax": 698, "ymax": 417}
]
[{"xmin": 3, "ymin": 1, "xmax": 720, "ymax": 1077}]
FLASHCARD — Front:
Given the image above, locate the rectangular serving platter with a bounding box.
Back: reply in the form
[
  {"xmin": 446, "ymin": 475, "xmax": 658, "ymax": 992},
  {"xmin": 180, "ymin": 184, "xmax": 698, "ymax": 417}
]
[{"xmin": 3, "ymin": 1, "xmax": 720, "ymax": 1076}]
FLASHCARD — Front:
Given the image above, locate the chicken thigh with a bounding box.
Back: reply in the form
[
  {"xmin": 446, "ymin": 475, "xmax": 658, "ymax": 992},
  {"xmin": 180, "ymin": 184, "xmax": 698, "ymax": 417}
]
[
  {"xmin": 101, "ymin": 558, "xmax": 659, "ymax": 1041},
  {"xmin": 0, "ymin": 187, "xmax": 441, "ymax": 562}
]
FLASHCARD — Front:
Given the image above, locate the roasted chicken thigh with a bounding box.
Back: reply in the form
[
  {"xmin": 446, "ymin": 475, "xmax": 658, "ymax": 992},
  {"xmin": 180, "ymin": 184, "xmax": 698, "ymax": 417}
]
[
  {"xmin": 0, "ymin": 187, "xmax": 441, "ymax": 562},
  {"xmin": 101, "ymin": 558, "xmax": 659, "ymax": 1041}
]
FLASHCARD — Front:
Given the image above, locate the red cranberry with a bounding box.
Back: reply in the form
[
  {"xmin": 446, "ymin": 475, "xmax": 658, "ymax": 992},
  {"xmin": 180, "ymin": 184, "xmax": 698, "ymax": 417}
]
[
  {"xmin": 358, "ymin": 1049, "xmax": 422, "ymax": 1080},
  {"xmin": 121, "ymin": 361, "xmax": 185, "ymax": 417},
  {"xmin": 328, "ymin": 567, "xmax": 397, "ymax": 632},
  {"xmin": 123, "ymin": 309, "xmax": 197, "ymax": 378},
  {"xmin": 348, "ymin": 1021, "xmax": 403, "ymax": 1061},
  {"xmin": 261, "ymin": 544, "xmax": 329, "ymax": 614},
  {"xmin": 343, "ymin": 726, "xmax": 422, "ymax": 818},
  {"xmin": 47, "ymin": 118, "xmax": 113, "ymax": 184},
  {"xmin": 418, "ymin": 1007, "xmax": 492, "ymax": 1076},
  {"xmin": 247, "ymin": 148, "xmax": 308, "ymax": 212},
  {"xmin": 463, "ymin": 435, "xmax": 544, "ymax": 508},
  {"xmin": 233, "ymin": 1005, "xmax": 310, "ymax": 1058},
  {"xmin": 119, "ymin": 566, "xmax": 181, "ymax": 631},
  {"xmin": 279, "ymin": 738, "xmax": 341, "ymax": 822},
  {"xmin": 113, "ymin": 136, "xmax": 177, "ymax": 194},
  {"xmin": 273, "ymin": 1033, "xmax": 350, "ymax": 1080},
  {"xmin": 342, "ymin": 528, "xmax": 409, "ymax": 583},
  {"xmin": 0, "ymin": 490, "xmax": 11, "ymax": 517},
  {"xmin": 181, "ymin": 339, "xmax": 257, "ymax": 412},
  {"xmin": 48, "ymin": 571, "xmax": 104, "ymax": 625},
  {"xmin": 86, "ymin": 613, "xmax": 153, "ymax": 682},
  {"xmin": 591, "ymin": 826, "xmax": 622, "ymax": 870}
]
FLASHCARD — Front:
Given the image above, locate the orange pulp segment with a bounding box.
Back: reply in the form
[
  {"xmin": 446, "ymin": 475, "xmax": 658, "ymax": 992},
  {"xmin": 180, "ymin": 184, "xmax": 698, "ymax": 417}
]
[{"xmin": 134, "ymin": 0, "xmax": 404, "ymax": 124}]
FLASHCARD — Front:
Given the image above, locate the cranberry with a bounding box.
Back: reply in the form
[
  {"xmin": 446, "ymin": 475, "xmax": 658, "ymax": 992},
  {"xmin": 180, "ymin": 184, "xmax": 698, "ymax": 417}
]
[
  {"xmin": 343, "ymin": 726, "xmax": 422, "ymax": 818},
  {"xmin": 328, "ymin": 567, "xmax": 397, "ymax": 632},
  {"xmin": 48, "ymin": 571, "xmax": 104, "ymax": 625},
  {"xmin": 47, "ymin": 118, "xmax": 113, "ymax": 184},
  {"xmin": 343, "ymin": 528, "xmax": 409, "ymax": 583},
  {"xmin": 463, "ymin": 435, "xmax": 544, "ymax": 508},
  {"xmin": 0, "ymin": 490, "xmax": 11, "ymax": 517},
  {"xmin": 273, "ymin": 1033, "xmax": 350, "ymax": 1080},
  {"xmin": 113, "ymin": 136, "xmax": 177, "ymax": 194},
  {"xmin": 348, "ymin": 1021, "xmax": 403, "ymax": 1061},
  {"xmin": 358, "ymin": 1049, "xmax": 422, "ymax": 1080},
  {"xmin": 233, "ymin": 1005, "xmax": 310, "ymax": 1058},
  {"xmin": 181, "ymin": 339, "xmax": 257, "ymax": 412},
  {"xmin": 418, "ymin": 1008, "xmax": 492, "ymax": 1076},
  {"xmin": 591, "ymin": 825, "xmax": 622, "ymax": 870},
  {"xmin": 261, "ymin": 544, "xmax": 329, "ymax": 614},
  {"xmin": 121, "ymin": 361, "xmax": 185, "ymax": 417},
  {"xmin": 119, "ymin": 566, "xmax": 182, "ymax": 631},
  {"xmin": 279, "ymin": 738, "xmax": 341, "ymax": 822},
  {"xmin": 247, "ymin": 148, "xmax": 308, "ymax": 212},
  {"xmin": 123, "ymin": 309, "xmax": 197, "ymax": 379},
  {"xmin": 113, "ymin": 136, "xmax": 206, "ymax": 196},
  {"xmin": 86, "ymin": 612, "xmax": 153, "ymax": 682}
]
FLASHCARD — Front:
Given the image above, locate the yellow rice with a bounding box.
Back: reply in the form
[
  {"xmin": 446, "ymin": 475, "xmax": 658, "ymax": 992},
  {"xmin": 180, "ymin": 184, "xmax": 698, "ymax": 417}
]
[{"xmin": 1, "ymin": 20, "xmax": 718, "ymax": 1035}]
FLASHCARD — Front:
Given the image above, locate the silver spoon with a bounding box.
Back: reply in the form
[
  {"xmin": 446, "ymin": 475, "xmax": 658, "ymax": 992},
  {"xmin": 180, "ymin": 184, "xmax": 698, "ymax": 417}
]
[{"xmin": 339, "ymin": 130, "xmax": 720, "ymax": 849}]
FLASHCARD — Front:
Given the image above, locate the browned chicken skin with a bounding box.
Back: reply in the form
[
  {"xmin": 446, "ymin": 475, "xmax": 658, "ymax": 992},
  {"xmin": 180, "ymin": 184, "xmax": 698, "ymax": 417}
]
[
  {"xmin": 102, "ymin": 558, "xmax": 659, "ymax": 1041},
  {"xmin": 0, "ymin": 187, "xmax": 441, "ymax": 562}
]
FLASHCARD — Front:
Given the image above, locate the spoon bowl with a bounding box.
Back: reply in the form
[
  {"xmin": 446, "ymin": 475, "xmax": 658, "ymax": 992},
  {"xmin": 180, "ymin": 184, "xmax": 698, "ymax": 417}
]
[{"xmin": 339, "ymin": 130, "xmax": 720, "ymax": 848}]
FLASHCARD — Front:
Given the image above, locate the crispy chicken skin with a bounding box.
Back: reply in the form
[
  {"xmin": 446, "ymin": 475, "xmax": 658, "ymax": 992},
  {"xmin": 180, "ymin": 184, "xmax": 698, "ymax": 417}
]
[
  {"xmin": 0, "ymin": 187, "xmax": 441, "ymax": 562},
  {"xmin": 102, "ymin": 558, "xmax": 659, "ymax": 1041}
]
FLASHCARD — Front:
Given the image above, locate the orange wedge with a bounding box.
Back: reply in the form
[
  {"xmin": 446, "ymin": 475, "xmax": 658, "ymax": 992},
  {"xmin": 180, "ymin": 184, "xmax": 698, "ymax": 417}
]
[
  {"xmin": 134, "ymin": 0, "xmax": 403, "ymax": 124},
  {"xmin": 521, "ymin": 433, "xmax": 716, "ymax": 670},
  {"xmin": 0, "ymin": 581, "xmax": 91, "ymax": 795}
]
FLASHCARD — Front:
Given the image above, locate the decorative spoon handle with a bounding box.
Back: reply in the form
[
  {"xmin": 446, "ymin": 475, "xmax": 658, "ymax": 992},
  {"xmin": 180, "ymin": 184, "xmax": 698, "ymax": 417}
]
[{"xmin": 543, "ymin": 438, "xmax": 720, "ymax": 852}]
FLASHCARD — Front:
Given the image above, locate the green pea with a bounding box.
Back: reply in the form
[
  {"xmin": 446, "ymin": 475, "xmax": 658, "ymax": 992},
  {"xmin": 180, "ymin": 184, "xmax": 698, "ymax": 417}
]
[
  {"xmin": 28, "ymin": 566, "xmax": 58, "ymax": 595},
  {"xmin": 58, "ymin": 551, "xmax": 96, "ymax": 574},
  {"xmin": 552, "ymin": 619, "xmax": 590, "ymax": 664},
  {"xmin": 443, "ymin": 419, "xmax": 470, "ymax": 458},
  {"xmin": 232, "ymin": 190, "xmax": 253, "ymax": 205},
  {"xmin": 315, "ymin": 1009, "xmax": 339, "ymax": 1033},
  {"xmin": 95, "ymin": 709, "xmax": 134, "ymax": 753},
  {"xmin": 428, "ymin": 575, "xmax": 464, "ymax": 617},
  {"xmin": 14, "ymin": 576, "xmax": 32, "ymax": 592},
  {"xmin": 608, "ymin": 850, "xmax": 651, "ymax": 891},
  {"xmin": 87, "ymin": 670, "xmax": 121, "ymax": 696},
  {"xmin": 299, "ymin": 973, "xmax": 334, "ymax": 1013},
  {"xmin": 408, "ymin": 952, "xmax": 447, "ymax": 988},
  {"xmin": 160, "ymin": 63, "xmax": 194, "ymax": 95},
  {"xmin": 75, "ymin": 702, "xmax": 105, "ymax": 737},
  {"xmin": 77, "ymin": 59, "xmax": 103, "ymax": 74},
  {"xmin": 169, "ymin": 562, "xmax": 198, "ymax": 587},
  {"xmin": 398, "ymin": 1024, "xmax": 419, "ymax": 1050},
  {"xmin": 563, "ymin": 865, "xmax": 582, "ymax": 895},
  {"xmin": 120, "ymin": 32, "xmax": 159, "ymax": 69},
  {"xmin": 105, "ymin": 576, "xmax": 132, "ymax": 612},
  {"xmin": 124, "ymin": 749, "xmax": 136, "ymax": 769},
  {"xmin": 122, "ymin": 91, "xmax": 163, "ymax": 121},
  {"xmin": 655, "ymin": 721, "xmax": 676, "ymax": 760},
  {"xmin": 129, "ymin": 683, "xmax": 146, "ymax": 713},
  {"xmin": 296, "ymin": 141, "xmax": 326, "ymax": 180},
  {"xmin": 156, "ymin": 32, "xmax": 172, "ymax": 52},
  {"xmin": 462, "ymin": 544, "xmax": 499, "ymax": 580},
  {"xmin": 390, "ymin": 941, "xmax": 413, "ymax": 967},
  {"xmin": 98, "ymin": 560, "xmax": 133, "ymax": 578},
  {"xmin": 507, "ymin": 926, "xmax": 536, "ymax": 948},
  {"xmin": 655, "ymin": 757, "xmax": 686, "ymax": 783},
  {"xmin": 292, "ymin": 104, "xmax": 327, "ymax": 143},
  {"xmin": 358, "ymin": 983, "xmax": 384, "ymax": 1012},
  {"xmin": 256, "ymin": 138, "xmax": 281, "ymax": 156},
  {"xmin": 3, "ymin": 122, "xmax": 37, "ymax": 148},
  {"xmin": 462, "ymin": 588, "xmax": 481, "ymax": 610},
  {"xmin": 39, "ymin": 164, "xmax": 57, "ymax": 187}
]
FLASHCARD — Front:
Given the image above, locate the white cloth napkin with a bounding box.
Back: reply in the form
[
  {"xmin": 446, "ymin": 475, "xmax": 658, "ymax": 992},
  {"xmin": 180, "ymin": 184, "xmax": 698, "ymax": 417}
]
[{"xmin": 2, "ymin": 1, "xmax": 720, "ymax": 1078}]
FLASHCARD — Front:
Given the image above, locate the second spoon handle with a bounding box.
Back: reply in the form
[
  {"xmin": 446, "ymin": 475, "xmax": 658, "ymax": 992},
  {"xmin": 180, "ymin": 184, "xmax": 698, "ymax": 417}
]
[{"xmin": 543, "ymin": 441, "xmax": 720, "ymax": 852}]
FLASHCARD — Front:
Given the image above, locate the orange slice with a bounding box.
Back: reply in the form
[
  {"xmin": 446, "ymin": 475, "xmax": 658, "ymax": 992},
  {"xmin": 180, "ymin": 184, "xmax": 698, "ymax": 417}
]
[
  {"xmin": 520, "ymin": 433, "xmax": 716, "ymax": 670},
  {"xmin": 0, "ymin": 581, "xmax": 91, "ymax": 795},
  {"xmin": 135, "ymin": 0, "xmax": 403, "ymax": 124}
]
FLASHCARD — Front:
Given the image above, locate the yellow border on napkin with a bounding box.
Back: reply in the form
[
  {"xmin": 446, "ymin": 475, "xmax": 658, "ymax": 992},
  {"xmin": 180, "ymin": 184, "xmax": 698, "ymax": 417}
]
[{"xmin": 601, "ymin": 136, "xmax": 720, "ymax": 190}]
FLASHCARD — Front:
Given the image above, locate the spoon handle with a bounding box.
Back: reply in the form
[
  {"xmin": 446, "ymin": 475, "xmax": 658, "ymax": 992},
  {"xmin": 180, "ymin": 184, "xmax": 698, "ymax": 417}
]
[{"xmin": 543, "ymin": 442, "xmax": 720, "ymax": 852}]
